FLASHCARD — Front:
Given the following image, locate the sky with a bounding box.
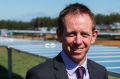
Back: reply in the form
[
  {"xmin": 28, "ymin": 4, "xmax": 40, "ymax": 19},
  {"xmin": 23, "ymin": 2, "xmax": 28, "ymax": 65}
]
[{"xmin": 0, "ymin": 0, "xmax": 120, "ymax": 22}]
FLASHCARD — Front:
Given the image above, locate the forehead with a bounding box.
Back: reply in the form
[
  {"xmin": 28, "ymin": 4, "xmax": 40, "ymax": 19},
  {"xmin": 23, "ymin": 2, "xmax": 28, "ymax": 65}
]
[
  {"xmin": 64, "ymin": 13, "xmax": 92, "ymax": 23},
  {"xmin": 63, "ymin": 13, "xmax": 93, "ymax": 31}
]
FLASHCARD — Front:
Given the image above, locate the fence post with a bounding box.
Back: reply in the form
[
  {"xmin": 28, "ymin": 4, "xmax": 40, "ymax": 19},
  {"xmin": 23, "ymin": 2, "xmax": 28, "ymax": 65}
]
[{"xmin": 7, "ymin": 47, "xmax": 12, "ymax": 79}]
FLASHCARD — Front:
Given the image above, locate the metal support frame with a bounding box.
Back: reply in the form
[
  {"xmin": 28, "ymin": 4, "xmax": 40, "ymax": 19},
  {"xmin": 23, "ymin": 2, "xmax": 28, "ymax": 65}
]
[{"xmin": 7, "ymin": 47, "xmax": 12, "ymax": 79}]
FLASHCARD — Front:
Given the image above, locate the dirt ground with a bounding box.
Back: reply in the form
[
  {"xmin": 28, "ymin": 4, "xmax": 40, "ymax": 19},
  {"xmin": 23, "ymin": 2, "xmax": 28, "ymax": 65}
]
[{"xmin": 95, "ymin": 40, "xmax": 120, "ymax": 47}]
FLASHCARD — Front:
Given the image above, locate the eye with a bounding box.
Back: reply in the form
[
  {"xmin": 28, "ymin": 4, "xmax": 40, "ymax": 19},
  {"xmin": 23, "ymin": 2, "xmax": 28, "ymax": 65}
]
[
  {"xmin": 66, "ymin": 32, "xmax": 76, "ymax": 37},
  {"xmin": 81, "ymin": 32, "xmax": 91, "ymax": 38}
]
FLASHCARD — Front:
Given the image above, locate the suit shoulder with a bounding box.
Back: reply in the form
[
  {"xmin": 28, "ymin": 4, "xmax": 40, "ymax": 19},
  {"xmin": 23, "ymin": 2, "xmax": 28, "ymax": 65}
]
[
  {"xmin": 87, "ymin": 59, "xmax": 108, "ymax": 79},
  {"xmin": 88, "ymin": 59, "xmax": 106, "ymax": 70},
  {"xmin": 26, "ymin": 59, "xmax": 56, "ymax": 79},
  {"xmin": 27, "ymin": 59, "xmax": 54, "ymax": 74}
]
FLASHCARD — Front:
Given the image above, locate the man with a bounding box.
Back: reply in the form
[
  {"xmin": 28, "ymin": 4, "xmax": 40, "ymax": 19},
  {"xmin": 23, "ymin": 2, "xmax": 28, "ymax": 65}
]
[{"xmin": 26, "ymin": 3, "xmax": 108, "ymax": 79}]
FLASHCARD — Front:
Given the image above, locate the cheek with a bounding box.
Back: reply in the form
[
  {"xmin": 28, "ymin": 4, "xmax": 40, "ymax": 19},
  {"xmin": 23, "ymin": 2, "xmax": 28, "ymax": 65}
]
[
  {"xmin": 62, "ymin": 37, "xmax": 74, "ymax": 52},
  {"xmin": 65, "ymin": 37, "xmax": 75, "ymax": 44},
  {"xmin": 83, "ymin": 38, "xmax": 92, "ymax": 45}
]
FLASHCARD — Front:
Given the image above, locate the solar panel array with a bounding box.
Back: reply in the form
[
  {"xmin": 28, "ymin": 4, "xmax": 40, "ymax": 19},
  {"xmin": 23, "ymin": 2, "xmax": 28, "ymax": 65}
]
[{"xmin": 0, "ymin": 37, "xmax": 120, "ymax": 75}]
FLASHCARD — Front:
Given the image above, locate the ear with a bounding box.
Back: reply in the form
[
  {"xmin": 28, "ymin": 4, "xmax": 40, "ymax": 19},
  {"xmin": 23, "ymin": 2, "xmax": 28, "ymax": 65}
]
[
  {"xmin": 91, "ymin": 30, "xmax": 98, "ymax": 44},
  {"xmin": 56, "ymin": 29, "xmax": 63, "ymax": 42}
]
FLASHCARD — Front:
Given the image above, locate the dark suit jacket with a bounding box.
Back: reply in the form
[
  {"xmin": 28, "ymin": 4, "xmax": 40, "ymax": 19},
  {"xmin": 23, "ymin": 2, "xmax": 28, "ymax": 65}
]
[{"xmin": 26, "ymin": 54, "xmax": 108, "ymax": 79}]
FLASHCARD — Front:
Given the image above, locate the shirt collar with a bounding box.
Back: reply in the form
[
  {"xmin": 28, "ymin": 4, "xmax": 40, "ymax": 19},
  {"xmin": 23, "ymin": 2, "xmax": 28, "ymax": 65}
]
[{"xmin": 61, "ymin": 50, "xmax": 87, "ymax": 75}]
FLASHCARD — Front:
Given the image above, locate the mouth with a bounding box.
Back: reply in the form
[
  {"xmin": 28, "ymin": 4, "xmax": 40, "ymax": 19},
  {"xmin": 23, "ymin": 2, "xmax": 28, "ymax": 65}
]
[{"xmin": 71, "ymin": 47, "xmax": 84, "ymax": 52}]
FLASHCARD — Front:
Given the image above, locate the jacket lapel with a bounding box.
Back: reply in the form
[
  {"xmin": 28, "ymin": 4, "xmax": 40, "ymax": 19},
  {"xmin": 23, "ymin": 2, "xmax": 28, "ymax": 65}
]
[
  {"xmin": 87, "ymin": 59, "xmax": 97, "ymax": 79},
  {"xmin": 53, "ymin": 54, "xmax": 100, "ymax": 79},
  {"xmin": 53, "ymin": 53, "xmax": 68, "ymax": 79}
]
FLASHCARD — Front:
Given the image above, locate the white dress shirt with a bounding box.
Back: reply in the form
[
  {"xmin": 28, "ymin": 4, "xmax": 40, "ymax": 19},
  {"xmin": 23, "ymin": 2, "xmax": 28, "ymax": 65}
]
[{"xmin": 61, "ymin": 51, "xmax": 89, "ymax": 79}]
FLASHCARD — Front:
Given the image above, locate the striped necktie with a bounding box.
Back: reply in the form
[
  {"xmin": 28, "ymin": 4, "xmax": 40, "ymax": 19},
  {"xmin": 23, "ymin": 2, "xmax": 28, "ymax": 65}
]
[{"xmin": 76, "ymin": 67, "xmax": 85, "ymax": 79}]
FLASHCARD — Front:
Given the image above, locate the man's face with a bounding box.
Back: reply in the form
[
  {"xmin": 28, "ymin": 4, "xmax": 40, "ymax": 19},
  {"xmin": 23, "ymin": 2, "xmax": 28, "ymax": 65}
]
[{"xmin": 57, "ymin": 13, "xmax": 97, "ymax": 64}]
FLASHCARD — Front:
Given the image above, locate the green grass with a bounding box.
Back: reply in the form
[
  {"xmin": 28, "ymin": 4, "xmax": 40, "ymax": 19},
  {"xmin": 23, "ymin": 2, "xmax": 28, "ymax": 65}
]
[
  {"xmin": 0, "ymin": 47, "xmax": 46, "ymax": 79},
  {"xmin": 108, "ymin": 75, "xmax": 120, "ymax": 79},
  {"xmin": 0, "ymin": 47, "xmax": 120, "ymax": 79}
]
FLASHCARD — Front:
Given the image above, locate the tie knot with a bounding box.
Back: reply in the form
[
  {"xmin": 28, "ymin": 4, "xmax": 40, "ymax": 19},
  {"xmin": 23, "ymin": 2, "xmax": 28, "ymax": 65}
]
[{"xmin": 76, "ymin": 67, "xmax": 85, "ymax": 79}]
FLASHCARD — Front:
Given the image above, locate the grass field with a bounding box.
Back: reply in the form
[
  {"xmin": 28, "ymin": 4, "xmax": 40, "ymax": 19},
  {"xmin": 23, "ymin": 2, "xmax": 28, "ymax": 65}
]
[
  {"xmin": 0, "ymin": 47, "xmax": 46, "ymax": 79},
  {"xmin": 0, "ymin": 46, "xmax": 120, "ymax": 79}
]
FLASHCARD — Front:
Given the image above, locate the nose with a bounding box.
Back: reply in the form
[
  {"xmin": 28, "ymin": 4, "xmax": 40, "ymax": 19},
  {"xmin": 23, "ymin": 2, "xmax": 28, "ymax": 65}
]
[{"xmin": 74, "ymin": 34, "xmax": 82, "ymax": 45}]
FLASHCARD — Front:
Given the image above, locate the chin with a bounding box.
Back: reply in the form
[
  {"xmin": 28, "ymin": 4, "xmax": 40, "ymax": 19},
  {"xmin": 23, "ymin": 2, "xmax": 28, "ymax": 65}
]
[
  {"xmin": 72, "ymin": 54, "xmax": 83, "ymax": 60},
  {"xmin": 72, "ymin": 57, "xmax": 84, "ymax": 64}
]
